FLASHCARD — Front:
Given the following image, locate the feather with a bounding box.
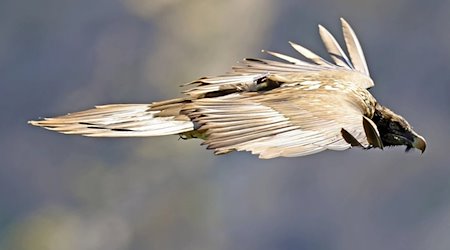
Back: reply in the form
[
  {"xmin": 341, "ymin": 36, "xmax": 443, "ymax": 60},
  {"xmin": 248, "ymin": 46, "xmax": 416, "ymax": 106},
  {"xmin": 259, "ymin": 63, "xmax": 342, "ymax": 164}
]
[
  {"xmin": 262, "ymin": 50, "xmax": 314, "ymax": 66},
  {"xmin": 362, "ymin": 116, "xmax": 383, "ymax": 149},
  {"xmin": 318, "ymin": 25, "xmax": 353, "ymax": 69},
  {"xmin": 289, "ymin": 41, "xmax": 334, "ymax": 66},
  {"xmin": 340, "ymin": 18, "xmax": 370, "ymax": 76}
]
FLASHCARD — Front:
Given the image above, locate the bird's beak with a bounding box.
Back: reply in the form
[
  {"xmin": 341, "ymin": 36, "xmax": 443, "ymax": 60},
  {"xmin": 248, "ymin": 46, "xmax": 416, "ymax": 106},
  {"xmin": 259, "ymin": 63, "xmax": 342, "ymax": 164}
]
[{"xmin": 411, "ymin": 131, "xmax": 427, "ymax": 153}]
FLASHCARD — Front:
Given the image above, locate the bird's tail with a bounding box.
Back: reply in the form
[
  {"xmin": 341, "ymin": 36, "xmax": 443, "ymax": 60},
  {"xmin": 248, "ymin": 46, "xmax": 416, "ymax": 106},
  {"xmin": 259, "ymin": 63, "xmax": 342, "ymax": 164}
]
[{"xmin": 29, "ymin": 100, "xmax": 195, "ymax": 137}]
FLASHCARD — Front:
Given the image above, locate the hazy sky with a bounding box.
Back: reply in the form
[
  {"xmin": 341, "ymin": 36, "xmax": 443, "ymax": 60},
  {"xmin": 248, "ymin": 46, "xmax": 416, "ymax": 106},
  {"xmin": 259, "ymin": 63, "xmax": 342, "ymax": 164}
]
[{"xmin": 1, "ymin": 0, "xmax": 449, "ymax": 249}]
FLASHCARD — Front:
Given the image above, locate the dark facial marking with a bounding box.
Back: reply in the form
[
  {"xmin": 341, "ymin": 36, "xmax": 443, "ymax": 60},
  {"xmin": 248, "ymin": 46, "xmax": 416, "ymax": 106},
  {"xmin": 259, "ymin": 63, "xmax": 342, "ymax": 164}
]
[{"xmin": 372, "ymin": 104, "xmax": 413, "ymax": 147}]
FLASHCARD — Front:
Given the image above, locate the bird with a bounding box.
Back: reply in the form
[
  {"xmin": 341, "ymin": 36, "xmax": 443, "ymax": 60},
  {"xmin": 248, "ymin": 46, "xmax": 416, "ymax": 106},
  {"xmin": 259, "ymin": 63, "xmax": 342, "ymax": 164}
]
[{"xmin": 29, "ymin": 18, "xmax": 426, "ymax": 159}]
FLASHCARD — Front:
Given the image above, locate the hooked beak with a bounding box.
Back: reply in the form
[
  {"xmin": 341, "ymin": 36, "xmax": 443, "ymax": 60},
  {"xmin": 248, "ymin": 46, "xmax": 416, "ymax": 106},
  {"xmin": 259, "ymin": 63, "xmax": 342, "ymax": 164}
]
[{"xmin": 411, "ymin": 131, "xmax": 427, "ymax": 153}]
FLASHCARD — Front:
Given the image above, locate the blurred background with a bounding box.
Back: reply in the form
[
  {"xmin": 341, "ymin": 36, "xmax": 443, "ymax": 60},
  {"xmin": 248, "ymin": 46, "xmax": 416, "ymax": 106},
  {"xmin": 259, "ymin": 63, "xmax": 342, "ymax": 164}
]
[{"xmin": 1, "ymin": 0, "xmax": 450, "ymax": 249}]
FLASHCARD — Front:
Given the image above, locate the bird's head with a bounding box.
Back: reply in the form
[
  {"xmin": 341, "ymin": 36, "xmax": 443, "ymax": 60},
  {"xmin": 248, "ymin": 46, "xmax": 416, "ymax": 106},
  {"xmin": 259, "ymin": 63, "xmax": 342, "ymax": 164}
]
[{"xmin": 372, "ymin": 104, "xmax": 426, "ymax": 153}]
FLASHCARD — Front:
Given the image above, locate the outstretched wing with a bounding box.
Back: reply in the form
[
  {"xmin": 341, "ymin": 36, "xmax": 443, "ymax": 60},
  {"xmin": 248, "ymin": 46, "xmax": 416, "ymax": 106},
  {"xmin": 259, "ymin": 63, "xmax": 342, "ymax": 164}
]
[
  {"xmin": 192, "ymin": 86, "xmax": 375, "ymax": 159},
  {"xmin": 29, "ymin": 104, "xmax": 194, "ymax": 137},
  {"xmin": 184, "ymin": 18, "xmax": 373, "ymax": 98}
]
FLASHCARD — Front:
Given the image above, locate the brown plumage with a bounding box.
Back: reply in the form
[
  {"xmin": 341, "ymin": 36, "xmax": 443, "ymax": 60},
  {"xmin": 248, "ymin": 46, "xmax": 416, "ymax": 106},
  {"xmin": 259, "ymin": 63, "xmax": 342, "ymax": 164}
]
[{"xmin": 29, "ymin": 18, "xmax": 426, "ymax": 159}]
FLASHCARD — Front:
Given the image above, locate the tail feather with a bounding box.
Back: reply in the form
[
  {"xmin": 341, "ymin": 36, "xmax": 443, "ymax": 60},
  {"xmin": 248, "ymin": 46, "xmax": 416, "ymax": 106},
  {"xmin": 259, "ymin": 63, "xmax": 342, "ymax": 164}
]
[{"xmin": 29, "ymin": 104, "xmax": 194, "ymax": 137}]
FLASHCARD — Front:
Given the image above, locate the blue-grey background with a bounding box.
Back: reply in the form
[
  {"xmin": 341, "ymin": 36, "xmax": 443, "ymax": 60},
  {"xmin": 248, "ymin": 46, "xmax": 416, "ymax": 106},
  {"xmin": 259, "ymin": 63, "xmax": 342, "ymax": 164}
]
[{"xmin": 1, "ymin": 0, "xmax": 449, "ymax": 249}]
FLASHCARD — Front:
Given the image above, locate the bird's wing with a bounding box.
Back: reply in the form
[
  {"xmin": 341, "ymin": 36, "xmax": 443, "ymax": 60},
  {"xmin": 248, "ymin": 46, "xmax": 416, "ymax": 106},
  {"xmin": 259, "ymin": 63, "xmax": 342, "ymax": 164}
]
[
  {"xmin": 192, "ymin": 87, "xmax": 377, "ymax": 159},
  {"xmin": 184, "ymin": 18, "xmax": 373, "ymax": 98},
  {"xmin": 29, "ymin": 103, "xmax": 194, "ymax": 137}
]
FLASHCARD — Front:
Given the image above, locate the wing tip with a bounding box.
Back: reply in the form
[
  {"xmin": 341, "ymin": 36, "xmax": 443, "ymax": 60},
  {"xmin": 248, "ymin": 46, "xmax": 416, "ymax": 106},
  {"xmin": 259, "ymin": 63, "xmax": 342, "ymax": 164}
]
[{"xmin": 28, "ymin": 119, "xmax": 43, "ymax": 126}]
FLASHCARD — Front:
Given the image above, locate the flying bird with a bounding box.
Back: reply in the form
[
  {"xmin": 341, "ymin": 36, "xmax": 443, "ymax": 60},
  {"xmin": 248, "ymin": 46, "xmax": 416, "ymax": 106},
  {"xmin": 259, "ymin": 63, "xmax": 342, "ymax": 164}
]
[{"xmin": 29, "ymin": 18, "xmax": 426, "ymax": 159}]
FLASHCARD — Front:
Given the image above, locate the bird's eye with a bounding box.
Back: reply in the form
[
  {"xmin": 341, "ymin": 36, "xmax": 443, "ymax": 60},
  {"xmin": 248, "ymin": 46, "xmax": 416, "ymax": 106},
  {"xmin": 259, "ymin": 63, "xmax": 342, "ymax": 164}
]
[{"xmin": 390, "ymin": 123, "xmax": 399, "ymax": 131}]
